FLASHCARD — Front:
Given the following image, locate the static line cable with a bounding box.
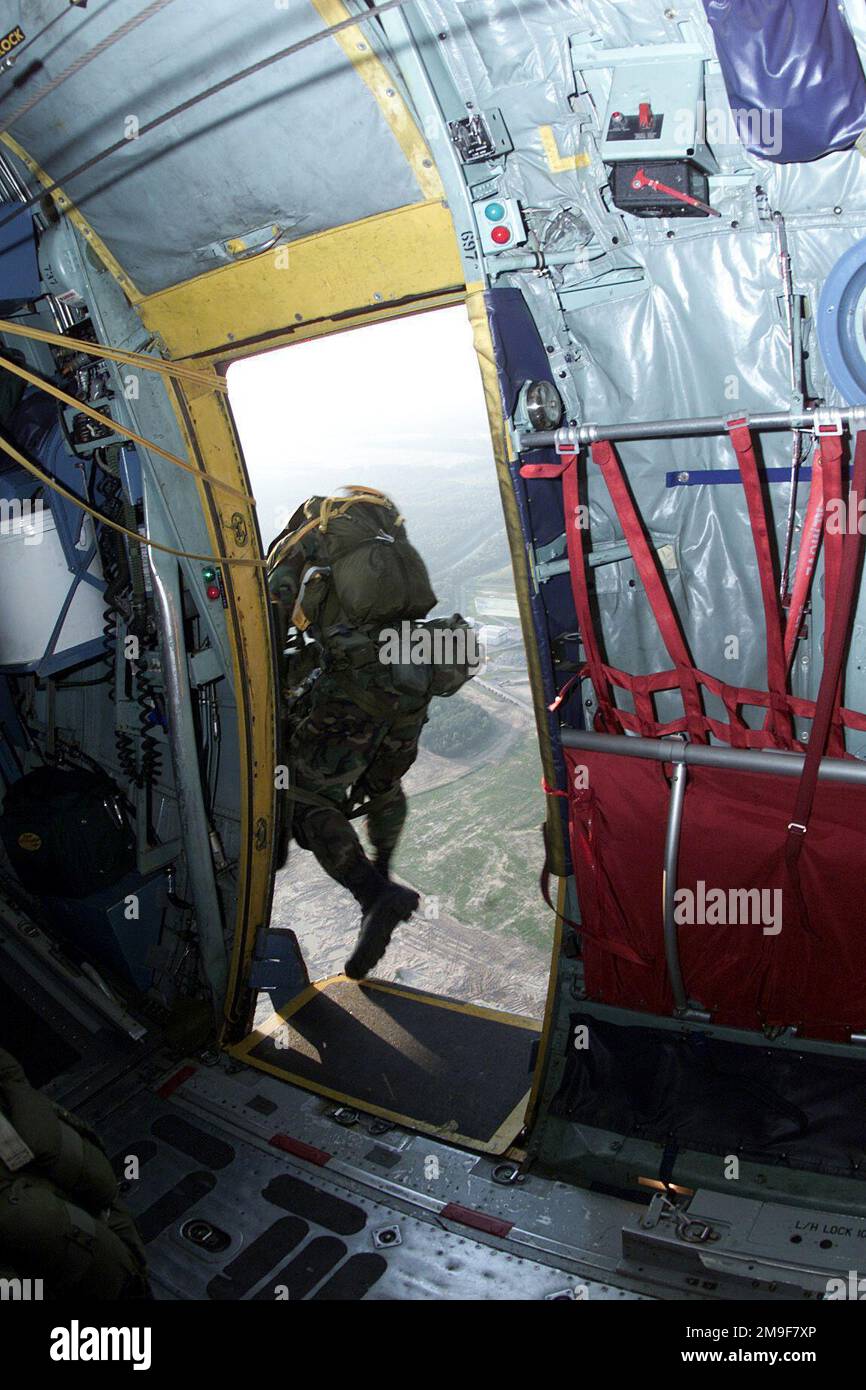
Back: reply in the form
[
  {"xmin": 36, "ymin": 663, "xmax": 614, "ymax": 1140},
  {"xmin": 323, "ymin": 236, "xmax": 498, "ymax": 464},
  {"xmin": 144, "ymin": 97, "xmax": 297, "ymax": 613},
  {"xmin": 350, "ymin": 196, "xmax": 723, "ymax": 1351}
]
[
  {"xmin": 0, "ymin": 351, "xmax": 253, "ymax": 505},
  {"xmin": 0, "ymin": 2, "xmax": 96, "ymax": 88},
  {"xmin": 0, "ymin": 316, "xmax": 228, "ymax": 394},
  {"xmin": 0, "ymin": 0, "xmax": 417, "ymax": 233},
  {"xmin": 0, "ymin": 429, "xmax": 266, "ymax": 568},
  {"xmin": 0, "ymin": 0, "xmax": 179, "ymax": 134}
]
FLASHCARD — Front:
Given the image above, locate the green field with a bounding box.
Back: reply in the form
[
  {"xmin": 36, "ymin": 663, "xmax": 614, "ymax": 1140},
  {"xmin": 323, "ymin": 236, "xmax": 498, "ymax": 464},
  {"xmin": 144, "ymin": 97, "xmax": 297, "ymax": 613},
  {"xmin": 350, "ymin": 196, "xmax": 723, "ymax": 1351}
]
[{"xmin": 392, "ymin": 730, "xmax": 549, "ymax": 950}]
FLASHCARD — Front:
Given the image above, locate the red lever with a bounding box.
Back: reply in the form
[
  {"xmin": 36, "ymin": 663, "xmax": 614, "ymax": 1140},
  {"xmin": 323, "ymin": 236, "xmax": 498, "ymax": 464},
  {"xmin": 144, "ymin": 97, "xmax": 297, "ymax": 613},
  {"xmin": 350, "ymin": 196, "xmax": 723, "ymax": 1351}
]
[
  {"xmin": 630, "ymin": 166, "xmax": 720, "ymax": 218},
  {"xmin": 638, "ymin": 102, "xmax": 653, "ymax": 130}
]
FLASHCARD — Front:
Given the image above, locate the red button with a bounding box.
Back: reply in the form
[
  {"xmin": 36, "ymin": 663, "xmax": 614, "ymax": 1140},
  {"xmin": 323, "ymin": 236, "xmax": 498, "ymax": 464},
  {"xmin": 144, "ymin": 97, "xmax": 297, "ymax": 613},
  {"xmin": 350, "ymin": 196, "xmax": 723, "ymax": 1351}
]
[
  {"xmin": 491, "ymin": 225, "xmax": 511, "ymax": 245},
  {"xmin": 206, "ymin": 583, "xmax": 221, "ymax": 601}
]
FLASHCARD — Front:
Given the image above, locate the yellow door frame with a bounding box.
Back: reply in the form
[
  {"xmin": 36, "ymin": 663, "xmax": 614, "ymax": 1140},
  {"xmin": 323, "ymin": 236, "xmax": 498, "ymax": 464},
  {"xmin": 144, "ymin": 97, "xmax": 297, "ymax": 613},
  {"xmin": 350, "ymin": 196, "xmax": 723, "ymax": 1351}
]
[{"xmin": 137, "ymin": 202, "xmax": 566, "ymax": 1089}]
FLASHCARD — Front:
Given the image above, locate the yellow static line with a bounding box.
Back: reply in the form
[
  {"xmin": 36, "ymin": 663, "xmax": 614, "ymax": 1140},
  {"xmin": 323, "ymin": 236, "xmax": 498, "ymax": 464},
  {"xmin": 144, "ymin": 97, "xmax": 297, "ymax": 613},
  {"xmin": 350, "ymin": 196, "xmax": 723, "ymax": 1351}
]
[
  {"xmin": 0, "ymin": 132, "xmax": 142, "ymax": 304},
  {"xmin": 539, "ymin": 124, "xmax": 591, "ymax": 173},
  {"xmin": 0, "ymin": 428, "xmax": 265, "ymax": 568},
  {"xmin": 0, "ymin": 351, "xmax": 252, "ymax": 506},
  {"xmin": 0, "ymin": 317, "xmax": 226, "ymax": 395},
  {"xmin": 310, "ymin": 0, "xmax": 443, "ymax": 202}
]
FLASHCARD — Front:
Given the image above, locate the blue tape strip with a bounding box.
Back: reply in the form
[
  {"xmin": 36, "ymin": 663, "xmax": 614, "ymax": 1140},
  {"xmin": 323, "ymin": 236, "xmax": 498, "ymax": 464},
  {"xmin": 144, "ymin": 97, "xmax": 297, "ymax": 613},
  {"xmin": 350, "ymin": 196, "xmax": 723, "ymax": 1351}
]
[{"xmin": 666, "ymin": 466, "xmax": 817, "ymax": 488}]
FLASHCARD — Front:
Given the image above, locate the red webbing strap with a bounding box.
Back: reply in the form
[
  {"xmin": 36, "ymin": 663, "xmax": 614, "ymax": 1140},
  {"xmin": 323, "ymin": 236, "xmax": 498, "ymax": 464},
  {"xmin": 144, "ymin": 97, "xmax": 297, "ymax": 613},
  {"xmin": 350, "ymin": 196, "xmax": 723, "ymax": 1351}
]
[
  {"xmin": 540, "ymin": 800, "xmax": 649, "ymax": 966},
  {"xmin": 783, "ymin": 443, "xmax": 826, "ymax": 670},
  {"xmin": 818, "ymin": 434, "xmax": 846, "ymax": 757},
  {"xmin": 590, "ymin": 440, "xmax": 707, "ymax": 743},
  {"xmin": 785, "ymin": 431, "xmax": 866, "ymax": 899},
  {"xmin": 539, "ymin": 858, "xmax": 648, "ymax": 965},
  {"xmin": 821, "ymin": 433, "xmax": 844, "ymax": 641},
  {"xmin": 726, "ymin": 422, "xmax": 792, "ymax": 747},
  {"xmin": 561, "ymin": 450, "xmax": 617, "ymax": 730}
]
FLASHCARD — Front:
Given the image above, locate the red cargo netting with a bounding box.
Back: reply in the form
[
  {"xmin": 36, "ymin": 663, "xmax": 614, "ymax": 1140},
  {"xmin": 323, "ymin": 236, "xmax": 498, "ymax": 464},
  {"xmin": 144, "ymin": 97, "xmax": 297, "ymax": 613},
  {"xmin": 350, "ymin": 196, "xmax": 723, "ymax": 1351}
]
[{"xmin": 543, "ymin": 426, "xmax": 866, "ymax": 1039}]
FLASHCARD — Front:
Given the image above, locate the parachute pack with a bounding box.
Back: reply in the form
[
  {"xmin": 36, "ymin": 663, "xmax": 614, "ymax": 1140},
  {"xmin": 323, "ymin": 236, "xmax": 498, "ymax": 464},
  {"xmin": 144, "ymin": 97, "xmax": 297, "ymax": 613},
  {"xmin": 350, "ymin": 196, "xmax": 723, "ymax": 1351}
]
[{"xmin": 267, "ymin": 487, "xmax": 437, "ymax": 631}]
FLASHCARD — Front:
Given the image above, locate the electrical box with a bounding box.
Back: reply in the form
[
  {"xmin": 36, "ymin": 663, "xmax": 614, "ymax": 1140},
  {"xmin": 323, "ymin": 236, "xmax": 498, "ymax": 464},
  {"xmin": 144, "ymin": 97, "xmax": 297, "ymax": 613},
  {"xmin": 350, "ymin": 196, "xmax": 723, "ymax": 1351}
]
[
  {"xmin": 472, "ymin": 196, "xmax": 527, "ymax": 254},
  {"xmin": 571, "ymin": 42, "xmax": 717, "ymax": 174},
  {"xmin": 610, "ymin": 160, "xmax": 712, "ymax": 219}
]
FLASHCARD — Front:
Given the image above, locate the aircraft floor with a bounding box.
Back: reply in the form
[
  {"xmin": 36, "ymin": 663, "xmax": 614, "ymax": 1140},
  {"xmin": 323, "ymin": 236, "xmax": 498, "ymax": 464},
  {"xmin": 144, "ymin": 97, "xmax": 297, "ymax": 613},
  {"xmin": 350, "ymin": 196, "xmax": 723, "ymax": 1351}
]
[{"xmin": 228, "ymin": 975, "xmax": 540, "ymax": 1154}]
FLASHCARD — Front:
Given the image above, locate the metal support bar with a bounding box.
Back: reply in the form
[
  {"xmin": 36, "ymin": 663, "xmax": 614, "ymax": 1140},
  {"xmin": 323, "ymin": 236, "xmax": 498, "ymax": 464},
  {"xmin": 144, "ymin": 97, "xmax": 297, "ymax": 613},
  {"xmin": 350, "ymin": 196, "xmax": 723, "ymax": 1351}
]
[
  {"xmin": 662, "ymin": 757, "xmax": 689, "ymax": 1015},
  {"xmin": 144, "ymin": 485, "xmax": 228, "ymax": 1015},
  {"xmin": 518, "ymin": 405, "xmax": 866, "ymax": 450},
  {"xmin": 533, "ymin": 534, "xmax": 633, "ymax": 583},
  {"xmin": 490, "ymin": 248, "xmax": 609, "ymax": 276},
  {"xmin": 560, "ymin": 729, "xmax": 866, "ymax": 785}
]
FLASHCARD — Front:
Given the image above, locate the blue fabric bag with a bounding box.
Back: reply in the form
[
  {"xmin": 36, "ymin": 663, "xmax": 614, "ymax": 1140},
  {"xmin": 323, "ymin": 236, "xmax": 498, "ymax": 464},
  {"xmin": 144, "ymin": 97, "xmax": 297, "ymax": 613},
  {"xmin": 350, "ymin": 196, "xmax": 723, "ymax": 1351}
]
[{"xmin": 704, "ymin": 0, "xmax": 866, "ymax": 163}]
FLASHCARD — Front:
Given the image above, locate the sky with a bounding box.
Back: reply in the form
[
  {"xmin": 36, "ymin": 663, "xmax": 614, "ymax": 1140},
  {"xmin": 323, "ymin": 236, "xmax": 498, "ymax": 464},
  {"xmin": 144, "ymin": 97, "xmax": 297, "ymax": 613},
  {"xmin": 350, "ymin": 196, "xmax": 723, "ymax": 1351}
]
[{"xmin": 226, "ymin": 304, "xmax": 496, "ymax": 548}]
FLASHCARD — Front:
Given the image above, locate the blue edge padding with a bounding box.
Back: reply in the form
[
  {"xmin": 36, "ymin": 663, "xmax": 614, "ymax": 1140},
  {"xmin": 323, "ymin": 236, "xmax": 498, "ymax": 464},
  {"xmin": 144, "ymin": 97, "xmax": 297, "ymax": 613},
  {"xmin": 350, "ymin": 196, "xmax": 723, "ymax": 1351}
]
[{"xmin": 484, "ymin": 286, "xmax": 579, "ymax": 873}]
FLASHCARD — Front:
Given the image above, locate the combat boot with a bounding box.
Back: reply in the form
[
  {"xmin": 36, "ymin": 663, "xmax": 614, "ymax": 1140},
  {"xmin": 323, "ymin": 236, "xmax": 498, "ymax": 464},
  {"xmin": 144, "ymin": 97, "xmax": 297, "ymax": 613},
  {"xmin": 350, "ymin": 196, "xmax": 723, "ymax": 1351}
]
[
  {"xmin": 345, "ymin": 883, "xmax": 419, "ymax": 980},
  {"xmin": 372, "ymin": 851, "xmax": 391, "ymax": 880},
  {"xmin": 340, "ymin": 856, "xmax": 389, "ymax": 915}
]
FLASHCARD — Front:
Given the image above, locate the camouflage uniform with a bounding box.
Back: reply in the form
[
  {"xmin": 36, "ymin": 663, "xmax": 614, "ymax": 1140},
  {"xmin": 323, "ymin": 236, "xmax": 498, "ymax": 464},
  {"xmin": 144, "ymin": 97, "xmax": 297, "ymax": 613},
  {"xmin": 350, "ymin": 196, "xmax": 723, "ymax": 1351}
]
[{"xmin": 268, "ymin": 508, "xmax": 431, "ymax": 912}]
